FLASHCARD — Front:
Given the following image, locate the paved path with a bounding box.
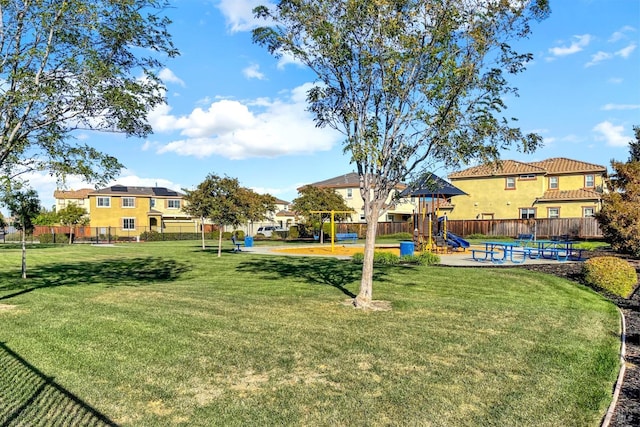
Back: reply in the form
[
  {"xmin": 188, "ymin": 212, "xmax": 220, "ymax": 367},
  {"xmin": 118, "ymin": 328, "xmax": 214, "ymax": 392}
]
[{"xmin": 239, "ymin": 245, "xmax": 582, "ymax": 267}]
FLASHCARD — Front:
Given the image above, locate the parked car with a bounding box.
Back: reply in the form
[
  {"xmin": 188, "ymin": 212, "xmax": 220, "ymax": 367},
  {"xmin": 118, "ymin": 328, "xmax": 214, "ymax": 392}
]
[{"xmin": 256, "ymin": 226, "xmax": 286, "ymax": 237}]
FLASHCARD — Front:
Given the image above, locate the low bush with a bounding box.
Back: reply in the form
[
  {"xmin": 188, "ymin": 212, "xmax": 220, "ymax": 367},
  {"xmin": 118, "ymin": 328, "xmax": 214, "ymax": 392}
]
[
  {"xmin": 352, "ymin": 251, "xmax": 400, "ymax": 265},
  {"xmin": 288, "ymin": 226, "xmax": 299, "ymax": 239},
  {"xmin": 233, "ymin": 230, "xmax": 245, "ymax": 239},
  {"xmin": 582, "ymin": 256, "xmax": 638, "ymax": 298}
]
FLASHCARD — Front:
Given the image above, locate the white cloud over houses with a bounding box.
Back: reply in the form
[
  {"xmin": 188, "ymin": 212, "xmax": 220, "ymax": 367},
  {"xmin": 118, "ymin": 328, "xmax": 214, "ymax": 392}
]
[
  {"xmin": 150, "ymin": 83, "xmax": 342, "ymax": 160},
  {"xmin": 593, "ymin": 121, "xmax": 630, "ymax": 147},
  {"xmin": 548, "ymin": 34, "xmax": 592, "ymax": 57}
]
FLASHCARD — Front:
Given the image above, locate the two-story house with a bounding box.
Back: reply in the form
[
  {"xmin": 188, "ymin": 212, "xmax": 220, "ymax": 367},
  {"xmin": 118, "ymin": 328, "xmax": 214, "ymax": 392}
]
[
  {"xmin": 447, "ymin": 157, "xmax": 607, "ymax": 220},
  {"xmin": 53, "ymin": 188, "xmax": 94, "ymax": 215},
  {"xmin": 87, "ymin": 185, "xmax": 193, "ymax": 234},
  {"xmin": 304, "ymin": 172, "xmax": 416, "ymax": 222}
]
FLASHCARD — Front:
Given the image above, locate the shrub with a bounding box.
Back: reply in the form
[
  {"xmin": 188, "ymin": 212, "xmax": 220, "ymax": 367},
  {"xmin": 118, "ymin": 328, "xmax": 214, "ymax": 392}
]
[
  {"xmin": 288, "ymin": 225, "xmax": 299, "ymax": 239},
  {"xmin": 233, "ymin": 230, "xmax": 245, "ymax": 239},
  {"xmin": 582, "ymin": 256, "xmax": 638, "ymax": 298},
  {"xmin": 352, "ymin": 251, "xmax": 400, "ymax": 265},
  {"xmin": 37, "ymin": 233, "xmax": 55, "ymax": 244},
  {"xmin": 381, "ymin": 232, "xmax": 413, "ymax": 240},
  {"xmin": 222, "ymin": 231, "xmax": 232, "ymax": 239}
]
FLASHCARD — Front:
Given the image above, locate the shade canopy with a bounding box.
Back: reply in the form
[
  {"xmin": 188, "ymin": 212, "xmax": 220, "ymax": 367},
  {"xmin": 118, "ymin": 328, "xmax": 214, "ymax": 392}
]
[{"xmin": 399, "ymin": 173, "xmax": 467, "ymax": 198}]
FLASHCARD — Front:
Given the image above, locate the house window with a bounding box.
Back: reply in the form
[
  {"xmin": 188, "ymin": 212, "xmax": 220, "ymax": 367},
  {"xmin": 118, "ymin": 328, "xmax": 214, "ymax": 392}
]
[
  {"xmin": 346, "ymin": 188, "xmax": 353, "ymax": 199},
  {"xmin": 97, "ymin": 196, "xmax": 111, "ymax": 207},
  {"xmin": 167, "ymin": 199, "xmax": 180, "ymax": 209},
  {"xmin": 122, "ymin": 197, "xmax": 135, "ymax": 208},
  {"xmin": 122, "ymin": 218, "xmax": 135, "ymax": 230},
  {"xmin": 519, "ymin": 174, "xmax": 535, "ymax": 180},
  {"xmin": 583, "ymin": 207, "xmax": 595, "ymax": 217},
  {"xmin": 519, "ymin": 208, "xmax": 535, "ymax": 219},
  {"xmin": 585, "ymin": 174, "xmax": 595, "ymax": 188},
  {"xmin": 548, "ymin": 207, "xmax": 560, "ymax": 219},
  {"xmin": 387, "ymin": 214, "xmax": 394, "ymax": 222},
  {"xmin": 549, "ymin": 176, "xmax": 558, "ymax": 190},
  {"xmin": 150, "ymin": 198, "xmax": 156, "ymax": 208},
  {"xmin": 360, "ymin": 214, "xmax": 366, "ymax": 221},
  {"xmin": 505, "ymin": 177, "xmax": 516, "ymax": 190}
]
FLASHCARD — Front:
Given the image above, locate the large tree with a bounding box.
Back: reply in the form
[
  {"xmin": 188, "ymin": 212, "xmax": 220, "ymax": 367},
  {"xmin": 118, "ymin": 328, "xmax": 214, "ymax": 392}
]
[
  {"xmin": 184, "ymin": 174, "xmax": 275, "ymax": 256},
  {"xmin": 3, "ymin": 186, "xmax": 41, "ymax": 278},
  {"xmin": 254, "ymin": 0, "xmax": 549, "ymax": 308},
  {"xmin": 291, "ymin": 185, "xmax": 352, "ymax": 242},
  {"xmin": 0, "ymin": 0, "xmax": 178, "ymax": 184},
  {"xmin": 596, "ymin": 126, "xmax": 640, "ymax": 257}
]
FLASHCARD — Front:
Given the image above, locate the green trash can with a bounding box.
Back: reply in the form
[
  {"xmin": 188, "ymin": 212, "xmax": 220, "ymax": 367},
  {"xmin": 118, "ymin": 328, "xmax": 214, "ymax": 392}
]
[
  {"xmin": 400, "ymin": 241, "xmax": 414, "ymax": 256},
  {"xmin": 244, "ymin": 236, "xmax": 253, "ymax": 248}
]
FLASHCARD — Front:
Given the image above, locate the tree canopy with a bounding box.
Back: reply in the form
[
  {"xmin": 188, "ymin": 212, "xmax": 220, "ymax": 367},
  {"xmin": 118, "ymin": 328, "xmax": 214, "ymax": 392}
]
[
  {"xmin": 596, "ymin": 126, "xmax": 640, "ymax": 257},
  {"xmin": 3, "ymin": 185, "xmax": 41, "ymax": 278},
  {"xmin": 0, "ymin": 0, "xmax": 178, "ymax": 185},
  {"xmin": 291, "ymin": 185, "xmax": 352, "ymax": 224},
  {"xmin": 253, "ymin": 0, "xmax": 549, "ymax": 307},
  {"xmin": 58, "ymin": 204, "xmax": 89, "ymax": 244}
]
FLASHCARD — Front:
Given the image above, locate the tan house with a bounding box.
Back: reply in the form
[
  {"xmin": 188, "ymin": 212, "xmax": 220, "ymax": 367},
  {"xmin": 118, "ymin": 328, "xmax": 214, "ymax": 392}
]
[
  {"xmin": 53, "ymin": 188, "xmax": 94, "ymax": 214},
  {"xmin": 447, "ymin": 157, "xmax": 607, "ymax": 220},
  {"xmin": 304, "ymin": 172, "xmax": 416, "ymax": 222},
  {"xmin": 87, "ymin": 185, "xmax": 193, "ymax": 234}
]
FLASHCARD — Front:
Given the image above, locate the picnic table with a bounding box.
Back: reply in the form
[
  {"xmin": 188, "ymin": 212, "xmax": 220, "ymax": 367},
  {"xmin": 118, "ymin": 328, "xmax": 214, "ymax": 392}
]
[{"xmin": 473, "ymin": 241, "xmax": 526, "ymax": 264}]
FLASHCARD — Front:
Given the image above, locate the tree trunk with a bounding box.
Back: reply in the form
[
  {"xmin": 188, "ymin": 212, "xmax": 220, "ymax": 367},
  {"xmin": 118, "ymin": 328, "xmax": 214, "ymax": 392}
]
[
  {"xmin": 217, "ymin": 226, "xmax": 223, "ymax": 257},
  {"xmin": 200, "ymin": 216, "xmax": 206, "ymax": 249},
  {"xmin": 21, "ymin": 229, "xmax": 27, "ymax": 279},
  {"xmin": 355, "ymin": 204, "xmax": 380, "ymax": 307},
  {"xmin": 69, "ymin": 225, "xmax": 74, "ymax": 244}
]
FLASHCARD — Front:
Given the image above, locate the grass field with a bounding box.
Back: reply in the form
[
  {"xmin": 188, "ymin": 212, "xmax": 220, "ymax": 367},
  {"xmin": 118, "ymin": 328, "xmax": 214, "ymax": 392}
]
[{"xmin": 0, "ymin": 241, "xmax": 621, "ymax": 426}]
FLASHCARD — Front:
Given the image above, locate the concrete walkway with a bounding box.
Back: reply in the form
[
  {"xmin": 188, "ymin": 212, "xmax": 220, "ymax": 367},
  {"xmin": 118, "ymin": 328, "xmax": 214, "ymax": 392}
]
[{"xmin": 238, "ymin": 244, "xmax": 582, "ymax": 267}]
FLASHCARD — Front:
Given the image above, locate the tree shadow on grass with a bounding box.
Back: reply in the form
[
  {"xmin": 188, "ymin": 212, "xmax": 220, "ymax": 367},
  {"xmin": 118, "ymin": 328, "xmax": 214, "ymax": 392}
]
[
  {"xmin": 0, "ymin": 257, "xmax": 190, "ymax": 301},
  {"xmin": 235, "ymin": 257, "xmax": 390, "ymax": 298},
  {"xmin": 0, "ymin": 341, "xmax": 119, "ymax": 426}
]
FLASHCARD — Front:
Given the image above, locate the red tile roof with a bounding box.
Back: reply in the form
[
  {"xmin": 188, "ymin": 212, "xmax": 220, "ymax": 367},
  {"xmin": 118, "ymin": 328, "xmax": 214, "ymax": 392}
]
[
  {"xmin": 537, "ymin": 189, "xmax": 602, "ymax": 202},
  {"xmin": 53, "ymin": 188, "xmax": 94, "ymax": 199},
  {"xmin": 449, "ymin": 158, "xmax": 607, "ymax": 179},
  {"xmin": 448, "ymin": 160, "xmax": 546, "ymax": 178}
]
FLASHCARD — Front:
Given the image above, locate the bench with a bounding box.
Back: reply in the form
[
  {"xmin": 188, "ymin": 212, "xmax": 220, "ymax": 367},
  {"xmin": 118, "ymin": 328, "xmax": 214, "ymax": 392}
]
[
  {"xmin": 540, "ymin": 247, "xmax": 569, "ymax": 261},
  {"xmin": 335, "ymin": 233, "xmax": 358, "ymax": 242},
  {"xmin": 471, "ymin": 249, "xmax": 502, "ymax": 263}
]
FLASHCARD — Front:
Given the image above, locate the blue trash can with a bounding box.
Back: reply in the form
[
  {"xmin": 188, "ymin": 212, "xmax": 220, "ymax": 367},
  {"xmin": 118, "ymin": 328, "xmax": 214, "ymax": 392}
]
[
  {"xmin": 400, "ymin": 241, "xmax": 414, "ymax": 256},
  {"xmin": 244, "ymin": 236, "xmax": 254, "ymax": 248}
]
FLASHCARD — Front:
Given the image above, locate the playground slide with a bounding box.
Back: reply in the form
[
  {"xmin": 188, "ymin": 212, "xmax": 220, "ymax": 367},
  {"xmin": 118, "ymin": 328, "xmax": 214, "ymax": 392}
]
[{"xmin": 446, "ymin": 232, "xmax": 470, "ymax": 250}]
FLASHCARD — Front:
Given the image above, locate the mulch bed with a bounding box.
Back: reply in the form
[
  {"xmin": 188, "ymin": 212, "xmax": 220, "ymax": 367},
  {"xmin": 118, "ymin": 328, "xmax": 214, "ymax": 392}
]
[{"xmin": 518, "ymin": 250, "xmax": 640, "ymax": 426}]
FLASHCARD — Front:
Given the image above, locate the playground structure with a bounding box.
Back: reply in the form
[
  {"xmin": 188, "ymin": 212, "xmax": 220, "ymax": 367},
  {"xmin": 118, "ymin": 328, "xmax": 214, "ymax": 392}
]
[
  {"xmin": 401, "ymin": 173, "xmax": 470, "ymax": 253},
  {"xmin": 310, "ymin": 210, "xmax": 357, "ymax": 252}
]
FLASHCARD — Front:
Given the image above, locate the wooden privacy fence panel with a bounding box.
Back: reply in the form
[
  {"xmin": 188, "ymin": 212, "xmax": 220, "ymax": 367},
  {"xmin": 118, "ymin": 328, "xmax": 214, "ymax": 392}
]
[
  {"xmin": 445, "ymin": 218, "xmax": 603, "ymax": 239},
  {"xmin": 335, "ymin": 217, "xmax": 603, "ymax": 239}
]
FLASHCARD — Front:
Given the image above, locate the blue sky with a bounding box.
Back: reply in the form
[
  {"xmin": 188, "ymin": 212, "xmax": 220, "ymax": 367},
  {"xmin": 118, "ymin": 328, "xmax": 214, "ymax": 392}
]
[{"xmin": 24, "ymin": 0, "xmax": 640, "ymax": 210}]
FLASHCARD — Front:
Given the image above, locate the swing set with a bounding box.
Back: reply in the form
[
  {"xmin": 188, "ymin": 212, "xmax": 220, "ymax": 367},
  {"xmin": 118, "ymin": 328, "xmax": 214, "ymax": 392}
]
[{"xmin": 310, "ymin": 210, "xmax": 357, "ymax": 252}]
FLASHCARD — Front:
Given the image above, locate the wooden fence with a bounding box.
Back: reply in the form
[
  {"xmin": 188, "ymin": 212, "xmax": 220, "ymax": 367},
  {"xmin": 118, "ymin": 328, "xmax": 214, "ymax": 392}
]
[{"xmin": 336, "ymin": 217, "xmax": 603, "ymax": 239}]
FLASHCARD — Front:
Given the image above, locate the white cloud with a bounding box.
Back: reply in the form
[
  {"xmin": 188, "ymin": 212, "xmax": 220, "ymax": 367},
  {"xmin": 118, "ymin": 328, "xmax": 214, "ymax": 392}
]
[
  {"xmin": 608, "ymin": 77, "xmax": 624, "ymax": 84},
  {"xmin": 609, "ymin": 25, "xmax": 636, "ymax": 43},
  {"xmin": 158, "ymin": 68, "xmax": 185, "ymax": 87},
  {"xmin": 585, "ymin": 51, "xmax": 612, "ymax": 67},
  {"xmin": 593, "ymin": 121, "xmax": 630, "ymax": 147},
  {"xmin": 153, "ymin": 82, "xmax": 341, "ymax": 160},
  {"xmin": 616, "ymin": 43, "xmax": 637, "ymax": 58},
  {"xmin": 108, "ymin": 172, "xmax": 182, "ymax": 191},
  {"xmin": 601, "ymin": 103, "xmax": 640, "ymax": 111},
  {"xmin": 243, "ymin": 63, "xmax": 266, "ymax": 80},
  {"xmin": 217, "ymin": 0, "xmax": 275, "ymax": 33},
  {"xmin": 548, "ymin": 34, "xmax": 592, "ymax": 57}
]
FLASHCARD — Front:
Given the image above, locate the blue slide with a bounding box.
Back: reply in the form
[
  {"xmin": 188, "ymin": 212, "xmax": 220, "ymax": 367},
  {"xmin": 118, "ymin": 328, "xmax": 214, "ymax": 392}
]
[{"xmin": 445, "ymin": 232, "xmax": 470, "ymax": 250}]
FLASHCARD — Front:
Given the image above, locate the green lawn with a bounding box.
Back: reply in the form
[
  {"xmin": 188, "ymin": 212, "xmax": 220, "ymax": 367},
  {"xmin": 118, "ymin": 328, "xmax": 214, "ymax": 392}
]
[{"xmin": 0, "ymin": 241, "xmax": 620, "ymax": 426}]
